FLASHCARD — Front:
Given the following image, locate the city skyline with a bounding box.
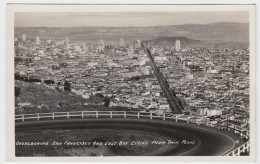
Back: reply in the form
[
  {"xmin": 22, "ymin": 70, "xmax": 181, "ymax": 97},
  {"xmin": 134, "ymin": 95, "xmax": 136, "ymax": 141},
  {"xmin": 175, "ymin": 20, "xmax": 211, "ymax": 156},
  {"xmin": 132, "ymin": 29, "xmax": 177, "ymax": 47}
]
[
  {"xmin": 10, "ymin": 5, "xmax": 254, "ymax": 160},
  {"xmin": 14, "ymin": 11, "xmax": 249, "ymax": 27}
]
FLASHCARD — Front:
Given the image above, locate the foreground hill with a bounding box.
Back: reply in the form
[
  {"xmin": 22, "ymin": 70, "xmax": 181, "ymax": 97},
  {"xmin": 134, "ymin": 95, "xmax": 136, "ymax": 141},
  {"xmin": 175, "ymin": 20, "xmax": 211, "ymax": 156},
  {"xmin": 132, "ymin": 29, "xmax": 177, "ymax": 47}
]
[
  {"xmin": 15, "ymin": 81, "xmax": 86, "ymax": 114},
  {"xmin": 15, "ymin": 22, "xmax": 249, "ymax": 48},
  {"xmin": 15, "ymin": 81, "xmax": 137, "ymax": 114}
]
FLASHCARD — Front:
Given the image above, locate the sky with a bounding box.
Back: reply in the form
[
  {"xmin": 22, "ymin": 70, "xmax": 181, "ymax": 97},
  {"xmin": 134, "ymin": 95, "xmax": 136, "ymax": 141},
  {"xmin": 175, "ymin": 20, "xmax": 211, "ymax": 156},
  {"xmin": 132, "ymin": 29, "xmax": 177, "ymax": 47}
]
[{"xmin": 14, "ymin": 12, "xmax": 249, "ymax": 27}]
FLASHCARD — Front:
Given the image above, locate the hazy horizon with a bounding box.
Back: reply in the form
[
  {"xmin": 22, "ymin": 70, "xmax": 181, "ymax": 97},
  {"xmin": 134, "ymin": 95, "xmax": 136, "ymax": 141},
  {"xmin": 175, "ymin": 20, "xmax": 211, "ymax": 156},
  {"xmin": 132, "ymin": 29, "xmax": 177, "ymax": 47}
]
[
  {"xmin": 15, "ymin": 12, "xmax": 249, "ymax": 28},
  {"xmin": 15, "ymin": 21, "xmax": 249, "ymax": 28}
]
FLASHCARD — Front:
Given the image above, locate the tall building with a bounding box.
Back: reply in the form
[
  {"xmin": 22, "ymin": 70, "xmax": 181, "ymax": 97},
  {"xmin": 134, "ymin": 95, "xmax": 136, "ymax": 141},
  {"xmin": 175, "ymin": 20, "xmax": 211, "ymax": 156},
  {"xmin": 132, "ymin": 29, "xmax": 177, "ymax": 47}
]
[
  {"xmin": 47, "ymin": 39, "xmax": 52, "ymax": 44},
  {"xmin": 134, "ymin": 40, "xmax": 141, "ymax": 49},
  {"xmin": 82, "ymin": 43, "xmax": 88, "ymax": 52},
  {"xmin": 127, "ymin": 45, "xmax": 134, "ymax": 55},
  {"xmin": 98, "ymin": 39, "xmax": 105, "ymax": 53},
  {"xmin": 65, "ymin": 37, "xmax": 70, "ymax": 49},
  {"xmin": 22, "ymin": 34, "xmax": 26, "ymax": 42},
  {"xmin": 137, "ymin": 40, "xmax": 141, "ymax": 47},
  {"xmin": 119, "ymin": 38, "xmax": 124, "ymax": 47},
  {"xmin": 35, "ymin": 36, "xmax": 41, "ymax": 45},
  {"xmin": 175, "ymin": 39, "xmax": 181, "ymax": 51}
]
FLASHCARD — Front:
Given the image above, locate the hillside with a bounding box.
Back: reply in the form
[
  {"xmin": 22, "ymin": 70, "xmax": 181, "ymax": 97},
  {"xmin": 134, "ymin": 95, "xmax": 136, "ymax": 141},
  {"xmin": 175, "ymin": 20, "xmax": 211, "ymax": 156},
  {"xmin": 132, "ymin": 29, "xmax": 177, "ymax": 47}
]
[
  {"xmin": 15, "ymin": 81, "xmax": 138, "ymax": 114},
  {"xmin": 14, "ymin": 22, "xmax": 249, "ymax": 48},
  {"xmin": 15, "ymin": 81, "xmax": 86, "ymax": 114}
]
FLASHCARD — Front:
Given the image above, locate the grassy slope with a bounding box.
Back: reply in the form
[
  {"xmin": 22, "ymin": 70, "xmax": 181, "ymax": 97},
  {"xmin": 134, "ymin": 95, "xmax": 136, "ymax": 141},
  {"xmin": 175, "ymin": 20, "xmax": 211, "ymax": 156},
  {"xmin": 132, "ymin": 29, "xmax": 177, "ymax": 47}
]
[{"xmin": 15, "ymin": 81, "xmax": 138, "ymax": 114}]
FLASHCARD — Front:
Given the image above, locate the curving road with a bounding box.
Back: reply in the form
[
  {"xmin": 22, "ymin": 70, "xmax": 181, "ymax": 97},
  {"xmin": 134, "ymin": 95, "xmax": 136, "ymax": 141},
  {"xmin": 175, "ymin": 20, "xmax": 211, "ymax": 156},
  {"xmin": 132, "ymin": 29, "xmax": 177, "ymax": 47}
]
[{"xmin": 15, "ymin": 118, "xmax": 243, "ymax": 156}]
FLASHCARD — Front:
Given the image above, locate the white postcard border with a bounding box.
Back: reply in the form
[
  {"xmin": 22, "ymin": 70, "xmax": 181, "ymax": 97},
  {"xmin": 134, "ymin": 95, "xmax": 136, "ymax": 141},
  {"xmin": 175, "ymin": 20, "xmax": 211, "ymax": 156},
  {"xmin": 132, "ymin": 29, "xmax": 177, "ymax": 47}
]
[{"xmin": 6, "ymin": 4, "xmax": 256, "ymax": 162}]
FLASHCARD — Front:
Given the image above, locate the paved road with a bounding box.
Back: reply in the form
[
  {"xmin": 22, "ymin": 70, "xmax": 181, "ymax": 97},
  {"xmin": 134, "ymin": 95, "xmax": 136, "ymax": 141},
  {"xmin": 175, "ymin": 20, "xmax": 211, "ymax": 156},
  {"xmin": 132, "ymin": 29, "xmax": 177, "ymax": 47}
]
[
  {"xmin": 145, "ymin": 48, "xmax": 182, "ymax": 114},
  {"xmin": 16, "ymin": 118, "xmax": 243, "ymax": 156}
]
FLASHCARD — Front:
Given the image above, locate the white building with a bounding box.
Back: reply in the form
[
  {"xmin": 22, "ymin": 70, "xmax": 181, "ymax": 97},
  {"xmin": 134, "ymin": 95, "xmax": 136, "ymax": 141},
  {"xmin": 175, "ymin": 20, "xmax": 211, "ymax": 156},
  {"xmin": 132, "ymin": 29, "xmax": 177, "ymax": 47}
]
[
  {"xmin": 119, "ymin": 38, "xmax": 124, "ymax": 46},
  {"xmin": 207, "ymin": 65, "xmax": 219, "ymax": 74},
  {"xmin": 137, "ymin": 40, "xmax": 141, "ymax": 47},
  {"xmin": 47, "ymin": 39, "xmax": 52, "ymax": 44},
  {"xmin": 74, "ymin": 45, "xmax": 82, "ymax": 53},
  {"xmin": 154, "ymin": 56, "xmax": 167, "ymax": 61},
  {"xmin": 97, "ymin": 39, "xmax": 105, "ymax": 53},
  {"xmin": 22, "ymin": 34, "xmax": 26, "ymax": 42},
  {"xmin": 35, "ymin": 36, "xmax": 41, "ymax": 45},
  {"xmin": 65, "ymin": 37, "xmax": 70, "ymax": 49},
  {"xmin": 200, "ymin": 108, "xmax": 222, "ymax": 116},
  {"xmin": 175, "ymin": 39, "xmax": 181, "ymax": 51},
  {"xmin": 128, "ymin": 45, "xmax": 134, "ymax": 55},
  {"xmin": 186, "ymin": 73, "xmax": 194, "ymax": 79}
]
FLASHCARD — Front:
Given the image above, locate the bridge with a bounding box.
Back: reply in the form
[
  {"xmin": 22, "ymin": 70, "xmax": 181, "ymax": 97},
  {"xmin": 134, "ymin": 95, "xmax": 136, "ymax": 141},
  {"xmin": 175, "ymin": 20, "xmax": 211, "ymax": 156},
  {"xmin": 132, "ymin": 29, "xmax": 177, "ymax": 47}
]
[
  {"xmin": 145, "ymin": 48, "xmax": 183, "ymax": 114},
  {"xmin": 15, "ymin": 110, "xmax": 249, "ymax": 156}
]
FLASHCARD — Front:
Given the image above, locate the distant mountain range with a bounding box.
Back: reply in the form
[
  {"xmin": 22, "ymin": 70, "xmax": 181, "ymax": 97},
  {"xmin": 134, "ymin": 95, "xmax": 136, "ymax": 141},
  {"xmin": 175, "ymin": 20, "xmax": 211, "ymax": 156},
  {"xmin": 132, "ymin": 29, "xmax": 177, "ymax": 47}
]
[
  {"xmin": 15, "ymin": 22, "xmax": 249, "ymax": 48},
  {"xmin": 143, "ymin": 36, "xmax": 203, "ymax": 48}
]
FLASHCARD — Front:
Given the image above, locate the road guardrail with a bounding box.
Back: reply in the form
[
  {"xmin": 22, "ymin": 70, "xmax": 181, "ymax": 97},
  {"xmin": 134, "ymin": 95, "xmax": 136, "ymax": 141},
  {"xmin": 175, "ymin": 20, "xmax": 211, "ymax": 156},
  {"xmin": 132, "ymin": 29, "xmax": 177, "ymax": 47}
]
[{"xmin": 15, "ymin": 110, "xmax": 250, "ymax": 156}]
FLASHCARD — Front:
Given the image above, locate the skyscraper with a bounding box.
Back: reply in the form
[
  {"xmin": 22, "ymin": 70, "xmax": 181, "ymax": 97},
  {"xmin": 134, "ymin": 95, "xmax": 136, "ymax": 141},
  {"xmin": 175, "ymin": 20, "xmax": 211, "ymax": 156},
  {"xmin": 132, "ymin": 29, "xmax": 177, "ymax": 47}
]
[
  {"xmin": 35, "ymin": 36, "xmax": 41, "ymax": 45},
  {"xmin": 134, "ymin": 40, "xmax": 141, "ymax": 49},
  {"xmin": 127, "ymin": 45, "xmax": 134, "ymax": 55},
  {"xmin": 98, "ymin": 39, "xmax": 105, "ymax": 53},
  {"xmin": 65, "ymin": 37, "xmax": 70, "ymax": 49},
  {"xmin": 137, "ymin": 40, "xmax": 141, "ymax": 47},
  {"xmin": 119, "ymin": 38, "xmax": 124, "ymax": 47},
  {"xmin": 22, "ymin": 34, "xmax": 26, "ymax": 42},
  {"xmin": 175, "ymin": 39, "xmax": 181, "ymax": 51}
]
